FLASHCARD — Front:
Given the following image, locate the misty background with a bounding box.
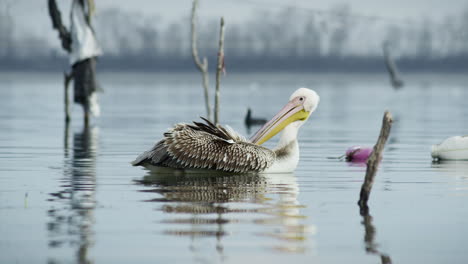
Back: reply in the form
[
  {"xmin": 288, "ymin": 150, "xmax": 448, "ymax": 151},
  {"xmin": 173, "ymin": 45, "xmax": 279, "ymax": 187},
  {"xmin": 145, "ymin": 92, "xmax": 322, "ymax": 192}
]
[{"xmin": 1, "ymin": 0, "xmax": 468, "ymax": 72}]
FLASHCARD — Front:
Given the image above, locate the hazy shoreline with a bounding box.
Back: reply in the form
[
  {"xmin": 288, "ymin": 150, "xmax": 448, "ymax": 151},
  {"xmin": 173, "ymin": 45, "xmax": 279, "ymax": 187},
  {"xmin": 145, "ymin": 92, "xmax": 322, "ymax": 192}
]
[{"xmin": 1, "ymin": 55, "xmax": 468, "ymax": 73}]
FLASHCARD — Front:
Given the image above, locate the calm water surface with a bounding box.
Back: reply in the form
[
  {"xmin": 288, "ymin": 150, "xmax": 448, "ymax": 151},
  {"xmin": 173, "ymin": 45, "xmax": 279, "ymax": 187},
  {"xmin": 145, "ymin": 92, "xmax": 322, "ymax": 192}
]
[{"xmin": 1, "ymin": 72, "xmax": 468, "ymax": 263}]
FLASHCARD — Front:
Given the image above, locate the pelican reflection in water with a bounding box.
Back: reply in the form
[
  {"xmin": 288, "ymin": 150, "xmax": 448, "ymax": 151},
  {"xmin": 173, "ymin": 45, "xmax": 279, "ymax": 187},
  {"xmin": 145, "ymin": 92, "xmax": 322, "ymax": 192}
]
[
  {"xmin": 136, "ymin": 170, "xmax": 314, "ymax": 258},
  {"xmin": 133, "ymin": 88, "xmax": 319, "ymax": 173},
  {"xmin": 48, "ymin": 124, "xmax": 98, "ymax": 263}
]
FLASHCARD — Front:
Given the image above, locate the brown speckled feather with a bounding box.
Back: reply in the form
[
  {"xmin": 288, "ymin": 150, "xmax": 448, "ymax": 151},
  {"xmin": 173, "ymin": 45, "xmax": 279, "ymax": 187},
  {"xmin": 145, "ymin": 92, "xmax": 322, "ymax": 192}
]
[{"xmin": 132, "ymin": 118, "xmax": 276, "ymax": 173}]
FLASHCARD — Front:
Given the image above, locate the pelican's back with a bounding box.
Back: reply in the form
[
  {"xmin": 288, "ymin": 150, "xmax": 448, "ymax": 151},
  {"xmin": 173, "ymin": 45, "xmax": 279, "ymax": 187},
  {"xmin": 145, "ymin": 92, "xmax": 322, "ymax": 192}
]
[{"xmin": 132, "ymin": 118, "xmax": 275, "ymax": 173}]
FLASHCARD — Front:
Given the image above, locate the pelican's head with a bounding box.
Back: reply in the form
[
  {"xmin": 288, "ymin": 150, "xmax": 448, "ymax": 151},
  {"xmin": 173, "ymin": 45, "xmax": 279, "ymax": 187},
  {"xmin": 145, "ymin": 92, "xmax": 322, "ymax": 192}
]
[{"xmin": 250, "ymin": 88, "xmax": 320, "ymax": 145}]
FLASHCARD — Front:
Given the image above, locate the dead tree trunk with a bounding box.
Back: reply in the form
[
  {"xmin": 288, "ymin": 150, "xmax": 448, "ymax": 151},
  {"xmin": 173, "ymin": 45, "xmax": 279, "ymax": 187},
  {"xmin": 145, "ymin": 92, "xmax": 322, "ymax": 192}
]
[
  {"xmin": 191, "ymin": 0, "xmax": 211, "ymax": 121},
  {"xmin": 358, "ymin": 111, "xmax": 393, "ymax": 211},
  {"xmin": 214, "ymin": 17, "xmax": 225, "ymax": 125}
]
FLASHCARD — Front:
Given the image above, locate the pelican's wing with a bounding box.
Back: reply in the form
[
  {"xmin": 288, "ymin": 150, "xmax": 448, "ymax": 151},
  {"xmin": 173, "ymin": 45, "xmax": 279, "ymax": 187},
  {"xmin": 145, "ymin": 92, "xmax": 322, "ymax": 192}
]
[{"xmin": 132, "ymin": 118, "xmax": 276, "ymax": 173}]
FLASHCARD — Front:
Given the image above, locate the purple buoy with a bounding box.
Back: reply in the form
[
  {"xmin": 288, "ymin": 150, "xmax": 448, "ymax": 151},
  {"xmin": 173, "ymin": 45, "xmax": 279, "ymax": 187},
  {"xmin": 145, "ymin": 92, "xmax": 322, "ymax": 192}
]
[{"xmin": 345, "ymin": 146, "xmax": 373, "ymax": 163}]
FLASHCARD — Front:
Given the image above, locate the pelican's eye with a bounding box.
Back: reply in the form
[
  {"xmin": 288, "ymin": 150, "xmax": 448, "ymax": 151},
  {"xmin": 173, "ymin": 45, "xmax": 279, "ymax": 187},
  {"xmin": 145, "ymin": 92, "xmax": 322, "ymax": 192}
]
[{"xmin": 299, "ymin": 97, "xmax": 304, "ymax": 101}]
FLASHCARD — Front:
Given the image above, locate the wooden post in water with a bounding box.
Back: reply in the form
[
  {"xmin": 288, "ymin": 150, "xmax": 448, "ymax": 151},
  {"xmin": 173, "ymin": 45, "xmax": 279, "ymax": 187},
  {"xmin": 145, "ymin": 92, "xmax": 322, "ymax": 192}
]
[
  {"xmin": 191, "ymin": 0, "xmax": 212, "ymax": 121},
  {"xmin": 64, "ymin": 72, "xmax": 72, "ymax": 123},
  {"xmin": 383, "ymin": 42, "xmax": 404, "ymax": 90},
  {"xmin": 214, "ymin": 17, "xmax": 225, "ymax": 125},
  {"xmin": 358, "ymin": 111, "xmax": 393, "ymax": 211},
  {"xmin": 64, "ymin": 115, "xmax": 70, "ymax": 157}
]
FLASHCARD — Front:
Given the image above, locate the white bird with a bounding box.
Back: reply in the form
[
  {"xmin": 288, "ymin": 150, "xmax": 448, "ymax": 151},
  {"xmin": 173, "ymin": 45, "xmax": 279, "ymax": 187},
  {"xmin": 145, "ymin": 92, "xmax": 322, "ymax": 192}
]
[
  {"xmin": 431, "ymin": 135, "xmax": 468, "ymax": 160},
  {"xmin": 132, "ymin": 88, "xmax": 320, "ymax": 173}
]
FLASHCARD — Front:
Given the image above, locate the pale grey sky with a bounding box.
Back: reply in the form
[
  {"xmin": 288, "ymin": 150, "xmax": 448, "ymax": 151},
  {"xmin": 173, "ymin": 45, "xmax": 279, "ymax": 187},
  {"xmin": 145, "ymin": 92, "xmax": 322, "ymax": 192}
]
[
  {"xmin": 6, "ymin": 0, "xmax": 468, "ymax": 49},
  {"xmin": 91, "ymin": 0, "xmax": 468, "ymax": 21},
  {"xmin": 11, "ymin": 0, "xmax": 468, "ymax": 29}
]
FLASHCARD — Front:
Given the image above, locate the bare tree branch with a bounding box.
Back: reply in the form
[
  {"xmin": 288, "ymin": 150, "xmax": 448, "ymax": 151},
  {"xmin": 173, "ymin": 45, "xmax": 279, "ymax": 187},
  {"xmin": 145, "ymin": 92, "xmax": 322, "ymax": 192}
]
[
  {"xmin": 191, "ymin": 0, "xmax": 211, "ymax": 121},
  {"xmin": 214, "ymin": 17, "xmax": 225, "ymax": 125},
  {"xmin": 48, "ymin": 0, "xmax": 71, "ymax": 52},
  {"xmin": 358, "ymin": 111, "xmax": 393, "ymax": 210}
]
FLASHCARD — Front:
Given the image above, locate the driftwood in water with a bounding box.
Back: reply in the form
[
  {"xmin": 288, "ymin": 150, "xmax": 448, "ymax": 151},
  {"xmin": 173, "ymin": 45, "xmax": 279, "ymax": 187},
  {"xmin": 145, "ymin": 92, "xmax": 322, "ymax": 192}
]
[
  {"xmin": 49, "ymin": 0, "xmax": 100, "ymax": 125},
  {"xmin": 49, "ymin": 0, "xmax": 73, "ymax": 123},
  {"xmin": 63, "ymin": 72, "xmax": 73, "ymax": 123},
  {"xmin": 244, "ymin": 108, "xmax": 267, "ymax": 127},
  {"xmin": 214, "ymin": 17, "xmax": 225, "ymax": 125},
  {"xmin": 358, "ymin": 111, "xmax": 393, "ymax": 210},
  {"xmin": 383, "ymin": 43, "xmax": 404, "ymax": 89},
  {"xmin": 191, "ymin": 0, "xmax": 212, "ymax": 121}
]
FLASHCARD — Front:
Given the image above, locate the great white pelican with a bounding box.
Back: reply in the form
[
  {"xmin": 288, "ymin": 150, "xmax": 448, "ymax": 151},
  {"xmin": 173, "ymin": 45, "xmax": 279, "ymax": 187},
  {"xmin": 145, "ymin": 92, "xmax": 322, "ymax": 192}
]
[{"xmin": 132, "ymin": 88, "xmax": 320, "ymax": 173}]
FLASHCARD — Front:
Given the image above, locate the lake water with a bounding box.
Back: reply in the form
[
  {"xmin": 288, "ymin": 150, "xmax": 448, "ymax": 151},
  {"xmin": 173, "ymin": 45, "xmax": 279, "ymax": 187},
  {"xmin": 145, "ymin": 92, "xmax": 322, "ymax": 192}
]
[{"xmin": 1, "ymin": 71, "xmax": 468, "ymax": 264}]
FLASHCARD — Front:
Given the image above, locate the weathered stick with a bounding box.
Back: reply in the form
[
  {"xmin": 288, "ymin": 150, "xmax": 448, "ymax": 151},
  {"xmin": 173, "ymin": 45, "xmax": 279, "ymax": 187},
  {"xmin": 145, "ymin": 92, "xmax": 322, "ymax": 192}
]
[
  {"xmin": 214, "ymin": 17, "xmax": 225, "ymax": 125},
  {"xmin": 64, "ymin": 71, "xmax": 72, "ymax": 123},
  {"xmin": 358, "ymin": 111, "xmax": 393, "ymax": 209},
  {"xmin": 64, "ymin": 115, "xmax": 70, "ymax": 156},
  {"xmin": 191, "ymin": 0, "xmax": 211, "ymax": 121}
]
